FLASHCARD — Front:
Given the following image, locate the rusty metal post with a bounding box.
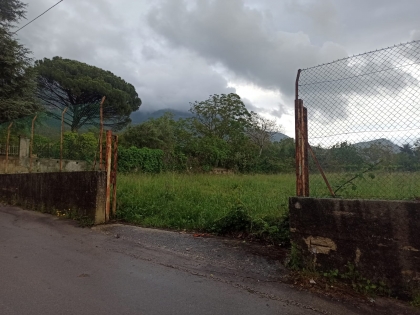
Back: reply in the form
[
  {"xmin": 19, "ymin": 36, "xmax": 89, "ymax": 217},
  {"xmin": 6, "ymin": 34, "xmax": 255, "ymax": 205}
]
[
  {"xmin": 301, "ymin": 103, "xmax": 309, "ymax": 196},
  {"xmin": 60, "ymin": 107, "xmax": 68, "ymax": 172},
  {"xmin": 5, "ymin": 122, "xmax": 13, "ymax": 173},
  {"xmin": 295, "ymin": 100, "xmax": 302, "ymax": 196},
  {"xmin": 105, "ymin": 130, "xmax": 112, "ymax": 222},
  {"xmin": 99, "ymin": 96, "xmax": 106, "ymax": 170},
  {"xmin": 29, "ymin": 114, "xmax": 37, "ymax": 173},
  {"xmin": 295, "ymin": 69, "xmax": 303, "ymax": 196},
  {"xmin": 308, "ymin": 145, "xmax": 336, "ymax": 197},
  {"xmin": 111, "ymin": 135, "xmax": 118, "ymax": 217}
]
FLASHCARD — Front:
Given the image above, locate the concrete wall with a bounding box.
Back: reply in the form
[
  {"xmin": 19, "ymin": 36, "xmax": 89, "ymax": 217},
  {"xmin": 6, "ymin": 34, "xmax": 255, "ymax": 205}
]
[
  {"xmin": 0, "ymin": 171, "xmax": 106, "ymax": 224},
  {"xmin": 289, "ymin": 197, "xmax": 420, "ymax": 294},
  {"xmin": 0, "ymin": 156, "xmax": 87, "ymax": 174}
]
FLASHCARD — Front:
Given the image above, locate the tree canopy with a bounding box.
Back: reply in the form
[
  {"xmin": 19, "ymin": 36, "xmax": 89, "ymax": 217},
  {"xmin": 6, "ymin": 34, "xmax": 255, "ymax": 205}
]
[
  {"xmin": 0, "ymin": 0, "xmax": 41, "ymax": 124},
  {"xmin": 35, "ymin": 57, "xmax": 142, "ymax": 131},
  {"xmin": 0, "ymin": 0, "xmax": 26, "ymax": 28},
  {"xmin": 189, "ymin": 93, "xmax": 251, "ymax": 142}
]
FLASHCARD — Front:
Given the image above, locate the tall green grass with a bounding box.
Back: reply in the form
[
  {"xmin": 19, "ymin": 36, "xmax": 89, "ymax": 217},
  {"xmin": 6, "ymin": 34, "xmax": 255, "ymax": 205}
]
[
  {"xmin": 310, "ymin": 172, "xmax": 420, "ymax": 200},
  {"xmin": 116, "ymin": 173, "xmax": 294, "ymax": 242},
  {"xmin": 116, "ymin": 172, "xmax": 419, "ymax": 242}
]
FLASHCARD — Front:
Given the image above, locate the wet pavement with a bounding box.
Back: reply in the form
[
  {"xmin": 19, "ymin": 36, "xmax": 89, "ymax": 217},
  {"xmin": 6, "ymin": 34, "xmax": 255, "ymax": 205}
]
[{"xmin": 0, "ymin": 205, "xmax": 418, "ymax": 315}]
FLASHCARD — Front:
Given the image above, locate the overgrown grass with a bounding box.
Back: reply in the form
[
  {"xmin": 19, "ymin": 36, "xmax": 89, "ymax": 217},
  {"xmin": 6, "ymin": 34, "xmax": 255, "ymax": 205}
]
[
  {"xmin": 310, "ymin": 172, "xmax": 420, "ymax": 200},
  {"xmin": 116, "ymin": 173, "xmax": 294, "ymax": 244},
  {"xmin": 116, "ymin": 172, "xmax": 419, "ymax": 243}
]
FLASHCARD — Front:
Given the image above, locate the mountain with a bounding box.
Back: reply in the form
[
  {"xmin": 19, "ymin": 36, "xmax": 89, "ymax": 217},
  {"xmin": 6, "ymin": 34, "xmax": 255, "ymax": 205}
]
[
  {"xmin": 130, "ymin": 109, "xmax": 193, "ymax": 125},
  {"xmin": 130, "ymin": 109, "xmax": 291, "ymax": 141},
  {"xmin": 272, "ymin": 132, "xmax": 290, "ymax": 142},
  {"xmin": 353, "ymin": 138, "xmax": 401, "ymax": 154}
]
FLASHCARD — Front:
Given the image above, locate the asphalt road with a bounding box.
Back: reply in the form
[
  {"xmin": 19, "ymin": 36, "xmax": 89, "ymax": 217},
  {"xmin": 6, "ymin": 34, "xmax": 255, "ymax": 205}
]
[{"xmin": 0, "ymin": 206, "xmax": 417, "ymax": 315}]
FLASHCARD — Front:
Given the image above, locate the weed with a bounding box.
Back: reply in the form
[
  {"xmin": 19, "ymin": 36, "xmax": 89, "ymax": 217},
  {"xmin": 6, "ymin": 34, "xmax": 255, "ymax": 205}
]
[
  {"xmin": 287, "ymin": 242, "xmax": 303, "ymax": 270},
  {"xmin": 412, "ymin": 290, "xmax": 420, "ymax": 307},
  {"xmin": 116, "ymin": 173, "xmax": 293, "ymax": 243},
  {"xmin": 325, "ymin": 263, "xmax": 390, "ymax": 296}
]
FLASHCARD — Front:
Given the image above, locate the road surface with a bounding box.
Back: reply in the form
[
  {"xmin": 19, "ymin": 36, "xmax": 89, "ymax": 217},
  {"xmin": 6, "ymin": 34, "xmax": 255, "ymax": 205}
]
[{"xmin": 0, "ymin": 205, "xmax": 417, "ymax": 315}]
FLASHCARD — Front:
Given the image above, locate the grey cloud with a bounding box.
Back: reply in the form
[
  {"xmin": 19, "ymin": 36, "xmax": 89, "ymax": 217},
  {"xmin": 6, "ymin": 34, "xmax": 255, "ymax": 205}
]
[
  {"xmin": 286, "ymin": 0, "xmax": 339, "ymax": 35},
  {"xmin": 410, "ymin": 30, "xmax": 420, "ymax": 41},
  {"xmin": 123, "ymin": 49, "xmax": 237, "ymax": 112},
  {"xmin": 147, "ymin": 0, "xmax": 348, "ymax": 97},
  {"xmin": 17, "ymin": 0, "xmax": 237, "ymax": 113},
  {"xmin": 299, "ymin": 42, "xmax": 420, "ymax": 125},
  {"xmin": 19, "ymin": 0, "xmax": 128, "ymax": 64},
  {"xmin": 15, "ymin": 0, "xmax": 420, "ymax": 123}
]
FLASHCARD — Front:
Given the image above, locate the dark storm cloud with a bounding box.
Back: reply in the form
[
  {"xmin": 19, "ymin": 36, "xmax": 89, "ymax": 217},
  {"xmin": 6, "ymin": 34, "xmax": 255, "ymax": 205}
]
[
  {"xmin": 16, "ymin": 0, "xmax": 238, "ymax": 112},
  {"xmin": 147, "ymin": 0, "xmax": 348, "ymax": 97},
  {"xmin": 14, "ymin": 0, "xmax": 420, "ymax": 118},
  {"xmin": 148, "ymin": 0, "xmax": 420, "ymax": 121}
]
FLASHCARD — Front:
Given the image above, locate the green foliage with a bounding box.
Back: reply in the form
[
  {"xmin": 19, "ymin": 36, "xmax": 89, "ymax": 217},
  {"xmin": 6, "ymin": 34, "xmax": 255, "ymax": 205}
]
[
  {"xmin": 287, "ymin": 242, "xmax": 303, "ymax": 270},
  {"xmin": 412, "ymin": 290, "xmax": 420, "ymax": 308},
  {"xmin": 186, "ymin": 93, "xmax": 254, "ymax": 169},
  {"xmin": 211, "ymin": 203, "xmax": 253, "ymax": 235},
  {"xmin": 35, "ymin": 57, "xmax": 141, "ymax": 131},
  {"xmin": 120, "ymin": 112, "xmax": 176, "ymax": 151},
  {"xmin": 118, "ymin": 146, "xmax": 163, "ymax": 173},
  {"xmin": 32, "ymin": 132, "xmax": 97, "ymax": 161},
  {"xmin": 0, "ymin": 1, "xmax": 41, "ymax": 124},
  {"xmin": 63, "ymin": 132, "xmax": 97, "ymax": 161},
  {"xmin": 189, "ymin": 93, "xmax": 251, "ymax": 140},
  {"xmin": 321, "ymin": 263, "xmax": 390, "ymax": 296},
  {"xmin": 116, "ymin": 173, "xmax": 293, "ymax": 244},
  {"xmin": 0, "ymin": 0, "xmax": 26, "ymax": 27}
]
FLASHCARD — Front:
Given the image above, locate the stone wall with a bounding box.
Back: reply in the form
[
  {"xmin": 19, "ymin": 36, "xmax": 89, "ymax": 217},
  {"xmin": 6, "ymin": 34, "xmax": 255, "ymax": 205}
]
[
  {"xmin": 0, "ymin": 171, "xmax": 106, "ymax": 224},
  {"xmin": 0, "ymin": 156, "xmax": 87, "ymax": 174},
  {"xmin": 289, "ymin": 197, "xmax": 420, "ymax": 295}
]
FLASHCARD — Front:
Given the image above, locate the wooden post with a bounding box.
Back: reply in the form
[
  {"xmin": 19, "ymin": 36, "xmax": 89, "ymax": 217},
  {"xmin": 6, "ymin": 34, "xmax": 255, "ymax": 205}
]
[
  {"xmin": 301, "ymin": 102, "xmax": 309, "ymax": 197},
  {"xmin": 111, "ymin": 135, "xmax": 118, "ymax": 217},
  {"xmin": 60, "ymin": 107, "xmax": 68, "ymax": 172},
  {"xmin": 295, "ymin": 70, "xmax": 303, "ymax": 196},
  {"xmin": 5, "ymin": 122, "xmax": 13, "ymax": 173},
  {"xmin": 105, "ymin": 130, "xmax": 112, "ymax": 222},
  {"xmin": 99, "ymin": 96, "xmax": 106, "ymax": 170},
  {"xmin": 29, "ymin": 114, "xmax": 37, "ymax": 173}
]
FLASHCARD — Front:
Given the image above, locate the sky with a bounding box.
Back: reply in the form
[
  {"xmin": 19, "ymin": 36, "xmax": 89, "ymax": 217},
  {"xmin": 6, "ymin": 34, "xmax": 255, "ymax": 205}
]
[{"xmin": 15, "ymin": 0, "xmax": 420, "ymax": 138}]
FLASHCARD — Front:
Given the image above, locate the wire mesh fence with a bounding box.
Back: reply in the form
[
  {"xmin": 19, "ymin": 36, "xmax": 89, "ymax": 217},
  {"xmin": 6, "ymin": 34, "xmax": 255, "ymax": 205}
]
[
  {"xmin": 0, "ymin": 113, "xmax": 103, "ymax": 174},
  {"xmin": 298, "ymin": 40, "xmax": 420, "ymax": 200}
]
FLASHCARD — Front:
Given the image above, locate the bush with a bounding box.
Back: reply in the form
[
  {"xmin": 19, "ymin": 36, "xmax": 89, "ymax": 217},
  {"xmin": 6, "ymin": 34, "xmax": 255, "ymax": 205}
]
[{"xmin": 118, "ymin": 146, "xmax": 163, "ymax": 173}]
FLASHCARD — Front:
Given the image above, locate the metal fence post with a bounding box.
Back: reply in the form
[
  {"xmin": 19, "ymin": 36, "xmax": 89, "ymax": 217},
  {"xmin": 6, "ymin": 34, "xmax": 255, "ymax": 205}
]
[
  {"xmin": 30, "ymin": 114, "xmax": 37, "ymax": 173},
  {"xmin": 301, "ymin": 102, "xmax": 309, "ymax": 196},
  {"xmin": 99, "ymin": 96, "xmax": 106, "ymax": 171},
  {"xmin": 5, "ymin": 122, "xmax": 13, "ymax": 174},
  {"xmin": 105, "ymin": 130, "xmax": 112, "ymax": 222},
  {"xmin": 60, "ymin": 107, "xmax": 68, "ymax": 172},
  {"xmin": 111, "ymin": 135, "xmax": 118, "ymax": 217}
]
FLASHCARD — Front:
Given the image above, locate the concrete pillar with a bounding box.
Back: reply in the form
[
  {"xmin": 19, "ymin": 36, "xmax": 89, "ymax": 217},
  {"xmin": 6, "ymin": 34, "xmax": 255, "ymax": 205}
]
[{"xmin": 19, "ymin": 137, "xmax": 30, "ymax": 158}]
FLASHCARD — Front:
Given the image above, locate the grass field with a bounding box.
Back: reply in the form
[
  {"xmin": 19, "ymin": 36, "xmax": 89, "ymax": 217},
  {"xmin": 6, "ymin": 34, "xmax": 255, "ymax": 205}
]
[
  {"xmin": 116, "ymin": 172, "xmax": 419, "ymax": 242},
  {"xmin": 116, "ymin": 173, "xmax": 294, "ymax": 243}
]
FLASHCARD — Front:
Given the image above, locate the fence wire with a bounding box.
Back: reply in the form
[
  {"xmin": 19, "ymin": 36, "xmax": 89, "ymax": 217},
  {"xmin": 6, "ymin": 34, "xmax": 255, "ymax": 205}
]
[
  {"xmin": 298, "ymin": 40, "xmax": 420, "ymax": 200},
  {"xmin": 0, "ymin": 114, "xmax": 101, "ymax": 174}
]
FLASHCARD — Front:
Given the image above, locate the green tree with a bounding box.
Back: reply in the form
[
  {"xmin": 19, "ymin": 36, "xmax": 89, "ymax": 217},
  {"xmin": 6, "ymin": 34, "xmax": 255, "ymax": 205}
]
[
  {"xmin": 121, "ymin": 112, "xmax": 177, "ymax": 151},
  {"xmin": 35, "ymin": 57, "xmax": 142, "ymax": 132},
  {"xmin": 0, "ymin": 1, "xmax": 41, "ymax": 124},
  {"xmin": 0, "ymin": 0, "xmax": 26, "ymax": 27},
  {"xmin": 188, "ymin": 93, "xmax": 252, "ymax": 169},
  {"xmin": 189, "ymin": 93, "xmax": 251, "ymax": 142},
  {"xmin": 247, "ymin": 111, "xmax": 279, "ymax": 157},
  {"xmin": 326, "ymin": 141, "xmax": 364, "ymax": 172},
  {"xmin": 397, "ymin": 143, "xmax": 419, "ymax": 171},
  {"xmin": 120, "ymin": 112, "xmax": 190, "ymax": 171}
]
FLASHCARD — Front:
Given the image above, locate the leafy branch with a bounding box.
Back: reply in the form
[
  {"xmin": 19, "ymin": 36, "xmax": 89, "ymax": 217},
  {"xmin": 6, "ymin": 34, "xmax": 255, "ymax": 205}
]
[{"xmin": 334, "ymin": 160, "xmax": 382, "ymax": 195}]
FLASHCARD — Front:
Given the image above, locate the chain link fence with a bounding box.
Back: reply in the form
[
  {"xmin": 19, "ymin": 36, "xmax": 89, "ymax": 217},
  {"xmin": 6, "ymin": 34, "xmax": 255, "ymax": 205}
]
[
  {"xmin": 298, "ymin": 40, "xmax": 420, "ymax": 200},
  {"xmin": 0, "ymin": 114, "xmax": 100, "ymax": 174}
]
